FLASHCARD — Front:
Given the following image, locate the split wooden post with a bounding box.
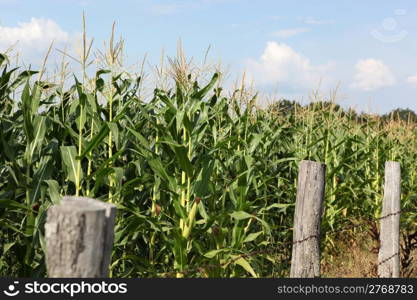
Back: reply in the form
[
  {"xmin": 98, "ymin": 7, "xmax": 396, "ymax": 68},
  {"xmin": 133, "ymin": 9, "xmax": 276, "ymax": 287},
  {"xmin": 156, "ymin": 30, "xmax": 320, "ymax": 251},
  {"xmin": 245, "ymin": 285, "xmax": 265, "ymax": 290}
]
[
  {"xmin": 290, "ymin": 160, "xmax": 326, "ymax": 278},
  {"xmin": 378, "ymin": 161, "xmax": 401, "ymax": 278},
  {"xmin": 45, "ymin": 196, "xmax": 116, "ymax": 278}
]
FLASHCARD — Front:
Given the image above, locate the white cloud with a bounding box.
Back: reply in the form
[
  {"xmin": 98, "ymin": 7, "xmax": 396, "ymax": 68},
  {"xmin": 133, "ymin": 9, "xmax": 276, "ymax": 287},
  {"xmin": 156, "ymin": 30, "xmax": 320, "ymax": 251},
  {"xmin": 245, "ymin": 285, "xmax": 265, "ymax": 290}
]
[
  {"xmin": 350, "ymin": 59, "xmax": 395, "ymax": 91},
  {"xmin": 0, "ymin": 18, "xmax": 69, "ymax": 49},
  {"xmin": 0, "ymin": 18, "xmax": 80, "ymax": 65},
  {"xmin": 245, "ymin": 42, "xmax": 333, "ymax": 90},
  {"xmin": 406, "ymin": 74, "xmax": 417, "ymax": 86},
  {"xmin": 303, "ymin": 17, "xmax": 335, "ymax": 25},
  {"xmin": 270, "ymin": 27, "xmax": 310, "ymax": 38}
]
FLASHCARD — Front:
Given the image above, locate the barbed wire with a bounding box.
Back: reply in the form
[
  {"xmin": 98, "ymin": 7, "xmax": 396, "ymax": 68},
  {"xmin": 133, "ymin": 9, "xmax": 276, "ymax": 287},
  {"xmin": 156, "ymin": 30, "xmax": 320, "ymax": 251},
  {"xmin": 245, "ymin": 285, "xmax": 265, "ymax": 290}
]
[
  {"xmin": 157, "ymin": 207, "xmax": 416, "ymax": 278},
  {"xmin": 378, "ymin": 252, "xmax": 400, "ymax": 267}
]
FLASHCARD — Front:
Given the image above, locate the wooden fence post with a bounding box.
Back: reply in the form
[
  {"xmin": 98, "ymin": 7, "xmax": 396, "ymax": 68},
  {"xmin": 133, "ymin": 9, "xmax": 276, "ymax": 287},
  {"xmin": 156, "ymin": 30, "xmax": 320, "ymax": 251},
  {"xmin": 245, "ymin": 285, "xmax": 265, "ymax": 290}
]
[
  {"xmin": 378, "ymin": 161, "xmax": 401, "ymax": 278},
  {"xmin": 45, "ymin": 196, "xmax": 116, "ymax": 278},
  {"xmin": 290, "ymin": 160, "xmax": 326, "ymax": 278}
]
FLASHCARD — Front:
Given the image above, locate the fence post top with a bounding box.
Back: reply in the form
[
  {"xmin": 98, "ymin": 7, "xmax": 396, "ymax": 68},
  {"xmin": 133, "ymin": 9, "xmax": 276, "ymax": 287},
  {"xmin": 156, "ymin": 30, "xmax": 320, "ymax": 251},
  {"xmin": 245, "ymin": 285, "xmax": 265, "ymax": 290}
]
[
  {"xmin": 54, "ymin": 196, "xmax": 116, "ymax": 212},
  {"xmin": 385, "ymin": 161, "xmax": 400, "ymax": 165},
  {"xmin": 300, "ymin": 160, "xmax": 326, "ymax": 167}
]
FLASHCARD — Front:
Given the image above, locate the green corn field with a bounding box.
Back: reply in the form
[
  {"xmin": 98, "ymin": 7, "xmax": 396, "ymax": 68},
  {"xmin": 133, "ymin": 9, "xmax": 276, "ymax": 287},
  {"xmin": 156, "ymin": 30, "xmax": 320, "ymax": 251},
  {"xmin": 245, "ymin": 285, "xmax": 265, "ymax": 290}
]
[{"xmin": 0, "ymin": 33, "xmax": 416, "ymax": 278}]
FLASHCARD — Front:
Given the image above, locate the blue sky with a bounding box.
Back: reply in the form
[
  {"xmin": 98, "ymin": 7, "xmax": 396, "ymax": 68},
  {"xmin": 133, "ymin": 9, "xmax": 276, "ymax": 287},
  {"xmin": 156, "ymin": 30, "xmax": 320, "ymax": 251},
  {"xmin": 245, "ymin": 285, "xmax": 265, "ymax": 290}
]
[{"xmin": 1, "ymin": 0, "xmax": 417, "ymax": 113}]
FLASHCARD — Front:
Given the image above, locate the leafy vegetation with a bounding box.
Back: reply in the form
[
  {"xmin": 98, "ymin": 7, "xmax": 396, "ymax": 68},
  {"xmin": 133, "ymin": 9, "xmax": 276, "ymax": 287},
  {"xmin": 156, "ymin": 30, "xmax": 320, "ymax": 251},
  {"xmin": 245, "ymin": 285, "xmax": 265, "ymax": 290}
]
[{"xmin": 0, "ymin": 41, "xmax": 416, "ymax": 277}]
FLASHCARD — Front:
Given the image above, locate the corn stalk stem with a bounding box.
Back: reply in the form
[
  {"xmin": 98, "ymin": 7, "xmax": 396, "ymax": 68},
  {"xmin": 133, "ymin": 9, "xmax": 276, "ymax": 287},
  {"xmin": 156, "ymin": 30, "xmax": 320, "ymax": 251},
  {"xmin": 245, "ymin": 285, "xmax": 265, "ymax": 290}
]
[
  {"xmin": 108, "ymin": 85, "xmax": 114, "ymax": 202},
  {"xmin": 76, "ymin": 104, "xmax": 83, "ymax": 196},
  {"xmin": 150, "ymin": 120, "xmax": 160, "ymax": 263},
  {"xmin": 180, "ymin": 127, "xmax": 187, "ymax": 232},
  {"xmin": 86, "ymin": 118, "xmax": 94, "ymax": 196}
]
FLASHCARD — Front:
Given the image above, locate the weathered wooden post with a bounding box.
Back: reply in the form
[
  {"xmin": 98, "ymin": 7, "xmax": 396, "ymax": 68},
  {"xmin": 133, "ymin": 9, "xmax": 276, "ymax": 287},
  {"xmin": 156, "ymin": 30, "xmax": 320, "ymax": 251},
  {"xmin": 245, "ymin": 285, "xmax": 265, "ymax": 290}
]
[
  {"xmin": 290, "ymin": 160, "xmax": 326, "ymax": 278},
  {"xmin": 378, "ymin": 161, "xmax": 401, "ymax": 278},
  {"xmin": 45, "ymin": 196, "xmax": 116, "ymax": 278}
]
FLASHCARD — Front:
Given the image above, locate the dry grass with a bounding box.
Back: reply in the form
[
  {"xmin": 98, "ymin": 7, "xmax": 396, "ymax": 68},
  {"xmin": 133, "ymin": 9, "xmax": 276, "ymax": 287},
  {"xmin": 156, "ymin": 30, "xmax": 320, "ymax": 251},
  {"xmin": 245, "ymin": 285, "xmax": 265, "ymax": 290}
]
[
  {"xmin": 321, "ymin": 232, "xmax": 417, "ymax": 278},
  {"xmin": 407, "ymin": 250, "xmax": 417, "ymax": 278}
]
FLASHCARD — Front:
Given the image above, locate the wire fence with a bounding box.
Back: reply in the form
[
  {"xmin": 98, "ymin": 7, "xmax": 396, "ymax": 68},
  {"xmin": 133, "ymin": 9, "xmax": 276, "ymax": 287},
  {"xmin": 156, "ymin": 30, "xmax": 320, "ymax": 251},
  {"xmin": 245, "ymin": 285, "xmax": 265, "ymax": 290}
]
[{"xmin": 158, "ymin": 207, "xmax": 416, "ymax": 278}]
